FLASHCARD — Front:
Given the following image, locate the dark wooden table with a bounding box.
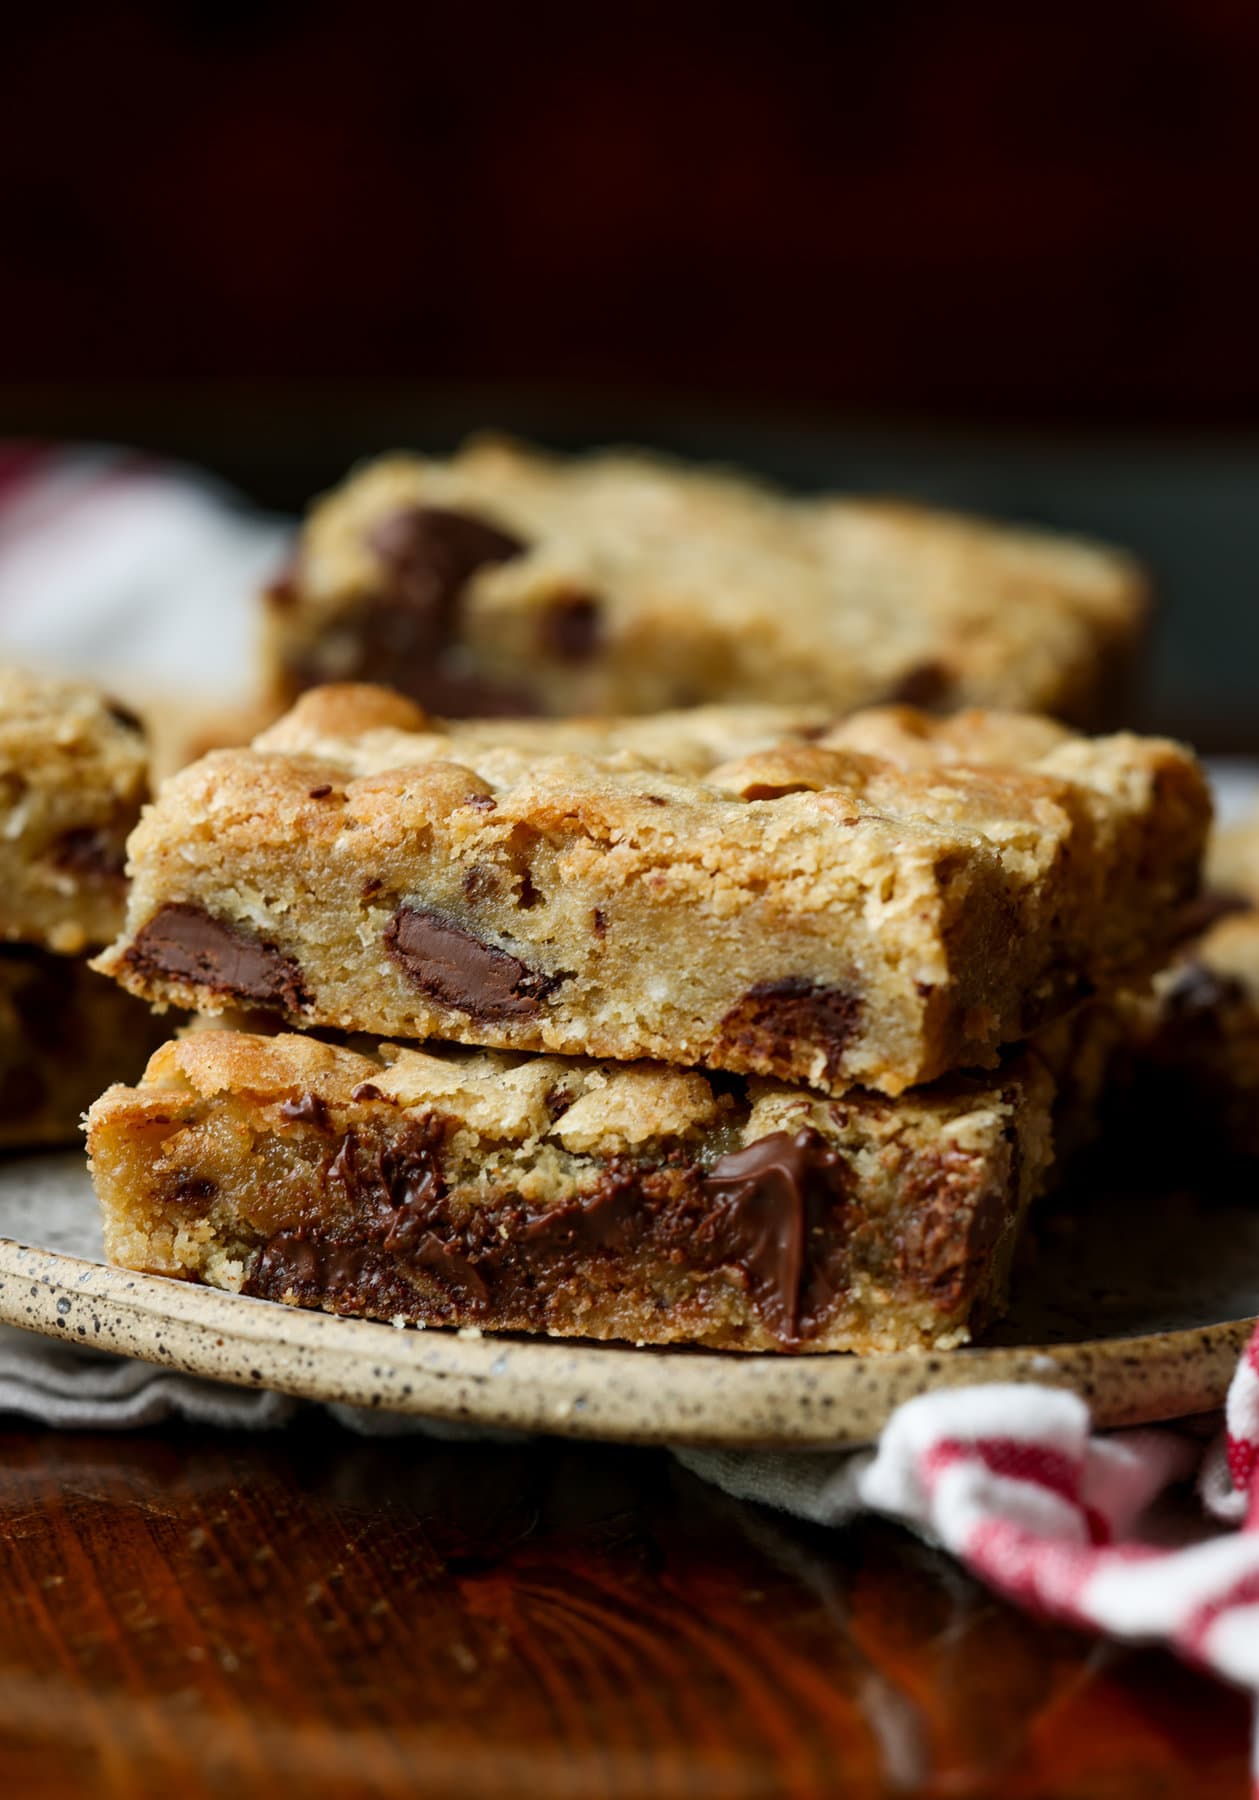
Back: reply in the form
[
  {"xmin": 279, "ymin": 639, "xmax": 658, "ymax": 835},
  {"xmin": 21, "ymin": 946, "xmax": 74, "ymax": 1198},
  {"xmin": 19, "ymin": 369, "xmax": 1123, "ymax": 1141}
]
[{"xmin": 0, "ymin": 1421, "xmax": 1245, "ymax": 1799}]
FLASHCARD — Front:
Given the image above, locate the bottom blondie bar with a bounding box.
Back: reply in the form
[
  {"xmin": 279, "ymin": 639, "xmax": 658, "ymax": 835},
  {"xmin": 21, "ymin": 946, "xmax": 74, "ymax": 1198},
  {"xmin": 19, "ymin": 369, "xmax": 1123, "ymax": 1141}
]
[
  {"xmin": 87, "ymin": 1030, "xmax": 1054, "ymax": 1354},
  {"xmin": 0, "ymin": 948, "xmax": 168, "ymax": 1150}
]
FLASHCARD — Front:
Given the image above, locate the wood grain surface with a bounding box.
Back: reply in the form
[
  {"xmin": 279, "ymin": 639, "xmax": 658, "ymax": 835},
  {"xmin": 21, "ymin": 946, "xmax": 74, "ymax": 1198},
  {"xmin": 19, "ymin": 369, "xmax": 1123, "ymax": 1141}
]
[{"xmin": 0, "ymin": 1423, "xmax": 1244, "ymax": 1799}]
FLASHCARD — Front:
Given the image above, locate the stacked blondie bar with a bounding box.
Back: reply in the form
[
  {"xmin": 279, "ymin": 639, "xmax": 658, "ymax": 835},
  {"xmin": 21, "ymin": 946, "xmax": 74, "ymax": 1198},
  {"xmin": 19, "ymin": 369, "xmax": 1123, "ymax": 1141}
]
[
  {"xmin": 0, "ymin": 668, "xmax": 167, "ymax": 1146},
  {"xmin": 86, "ymin": 684, "xmax": 1210, "ymax": 1353}
]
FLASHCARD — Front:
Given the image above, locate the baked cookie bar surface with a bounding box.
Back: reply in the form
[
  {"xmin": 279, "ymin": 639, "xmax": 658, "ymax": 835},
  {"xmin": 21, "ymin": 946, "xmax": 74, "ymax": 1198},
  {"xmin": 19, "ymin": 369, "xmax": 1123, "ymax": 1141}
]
[
  {"xmin": 87, "ymin": 1030, "xmax": 1054, "ymax": 1354},
  {"xmin": 263, "ymin": 437, "xmax": 1147, "ymax": 724},
  {"xmin": 94, "ymin": 688, "xmax": 1209, "ymax": 1096},
  {"xmin": 0, "ymin": 666, "xmax": 149, "ymax": 952}
]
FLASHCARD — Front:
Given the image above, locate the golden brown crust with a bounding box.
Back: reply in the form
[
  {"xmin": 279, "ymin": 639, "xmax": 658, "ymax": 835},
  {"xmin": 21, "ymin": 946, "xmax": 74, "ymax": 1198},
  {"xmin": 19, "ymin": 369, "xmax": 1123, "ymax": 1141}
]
[{"xmin": 94, "ymin": 690, "xmax": 1210, "ymax": 1096}]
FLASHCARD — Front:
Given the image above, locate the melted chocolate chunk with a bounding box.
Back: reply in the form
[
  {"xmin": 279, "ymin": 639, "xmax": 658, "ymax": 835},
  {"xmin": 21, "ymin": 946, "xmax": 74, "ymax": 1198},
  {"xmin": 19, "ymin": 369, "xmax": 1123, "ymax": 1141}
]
[
  {"xmin": 701, "ymin": 1128, "xmax": 845, "ymax": 1340},
  {"xmin": 385, "ymin": 904, "xmax": 567, "ymax": 1020},
  {"xmin": 52, "ymin": 826, "xmax": 126, "ymax": 880},
  {"xmin": 717, "ymin": 978, "xmax": 862, "ymax": 1083},
  {"xmin": 242, "ymin": 1112, "xmax": 852, "ymax": 1346},
  {"xmin": 313, "ymin": 504, "xmax": 533, "ymax": 717},
  {"xmin": 124, "ymin": 904, "xmax": 310, "ymax": 1013},
  {"xmin": 280, "ymin": 1092, "xmax": 331, "ymax": 1130},
  {"xmin": 539, "ymin": 593, "xmax": 602, "ymax": 662}
]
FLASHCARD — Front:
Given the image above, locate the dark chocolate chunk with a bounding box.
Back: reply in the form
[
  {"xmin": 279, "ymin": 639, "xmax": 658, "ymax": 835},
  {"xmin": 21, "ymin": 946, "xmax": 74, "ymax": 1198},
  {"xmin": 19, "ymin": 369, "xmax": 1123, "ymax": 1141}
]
[
  {"xmin": 350, "ymin": 1081, "xmax": 385, "ymax": 1102},
  {"xmin": 308, "ymin": 784, "xmax": 333, "ymax": 800},
  {"xmin": 463, "ymin": 793, "xmax": 497, "ymax": 812},
  {"xmin": 889, "ymin": 661, "xmax": 951, "ymax": 708},
  {"xmin": 242, "ymin": 1116, "xmax": 850, "ymax": 1346},
  {"xmin": 350, "ymin": 505, "xmax": 528, "ymax": 714},
  {"xmin": 462, "ymin": 865, "xmax": 499, "ymax": 903},
  {"xmin": 384, "ymin": 904, "xmax": 567, "ymax": 1020},
  {"xmin": 279, "ymin": 1092, "xmax": 331, "ymax": 1130},
  {"xmin": 893, "ymin": 1143, "xmax": 1007, "ymax": 1311},
  {"xmin": 52, "ymin": 826, "xmax": 126, "ymax": 881},
  {"xmin": 124, "ymin": 904, "xmax": 311, "ymax": 1014},
  {"xmin": 716, "ymin": 978, "xmax": 862, "ymax": 1083},
  {"xmin": 702, "ymin": 1128, "xmax": 845, "ymax": 1340},
  {"xmin": 105, "ymin": 698, "xmax": 145, "ymax": 735},
  {"xmin": 170, "ymin": 1176, "xmax": 217, "ymax": 1203},
  {"xmin": 539, "ymin": 593, "xmax": 602, "ymax": 662}
]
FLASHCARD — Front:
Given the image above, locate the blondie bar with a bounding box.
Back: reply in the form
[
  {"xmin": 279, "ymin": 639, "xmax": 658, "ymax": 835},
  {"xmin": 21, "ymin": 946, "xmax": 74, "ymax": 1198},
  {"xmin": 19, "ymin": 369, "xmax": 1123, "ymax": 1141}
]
[
  {"xmin": 1129, "ymin": 909, "xmax": 1259, "ymax": 1157},
  {"xmin": 0, "ymin": 948, "xmax": 167, "ymax": 1149},
  {"xmin": 94, "ymin": 687, "xmax": 1209, "ymax": 1096},
  {"xmin": 87, "ymin": 1029, "xmax": 1054, "ymax": 1353},
  {"xmin": 262, "ymin": 437, "xmax": 1147, "ymax": 724},
  {"xmin": 0, "ymin": 667, "xmax": 149, "ymax": 953}
]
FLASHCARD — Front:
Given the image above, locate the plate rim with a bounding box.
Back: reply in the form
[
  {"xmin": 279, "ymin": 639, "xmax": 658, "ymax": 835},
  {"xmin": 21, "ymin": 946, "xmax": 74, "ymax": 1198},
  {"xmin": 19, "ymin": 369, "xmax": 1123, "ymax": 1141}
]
[{"xmin": 0, "ymin": 1233, "xmax": 1248, "ymax": 1449}]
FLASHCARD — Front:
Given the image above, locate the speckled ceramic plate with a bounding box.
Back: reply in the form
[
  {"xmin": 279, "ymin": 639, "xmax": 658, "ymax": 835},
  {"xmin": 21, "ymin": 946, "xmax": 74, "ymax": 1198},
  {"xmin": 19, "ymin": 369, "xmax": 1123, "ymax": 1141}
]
[{"xmin": 0, "ymin": 1152, "xmax": 1252, "ymax": 1448}]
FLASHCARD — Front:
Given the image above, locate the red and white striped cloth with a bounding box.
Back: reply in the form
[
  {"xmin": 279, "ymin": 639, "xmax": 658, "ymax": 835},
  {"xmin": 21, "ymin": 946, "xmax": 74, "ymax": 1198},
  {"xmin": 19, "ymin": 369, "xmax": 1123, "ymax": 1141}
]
[{"xmin": 1, "ymin": 439, "xmax": 1257, "ymax": 1786}]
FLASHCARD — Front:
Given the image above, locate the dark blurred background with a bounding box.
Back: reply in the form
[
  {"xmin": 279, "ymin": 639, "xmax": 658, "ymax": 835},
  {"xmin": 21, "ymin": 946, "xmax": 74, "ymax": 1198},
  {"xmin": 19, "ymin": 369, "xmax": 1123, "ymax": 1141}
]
[{"xmin": 2, "ymin": 0, "xmax": 1257, "ymax": 741}]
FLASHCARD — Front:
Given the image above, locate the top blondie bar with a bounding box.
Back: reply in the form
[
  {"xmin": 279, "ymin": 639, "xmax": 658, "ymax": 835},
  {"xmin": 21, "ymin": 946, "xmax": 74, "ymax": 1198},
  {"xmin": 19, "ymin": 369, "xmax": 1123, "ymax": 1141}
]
[
  {"xmin": 0, "ymin": 666, "xmax": 149, "ymax": 953},
  {"xmin": 263, "ymin": 437, "xmax": 1147, "ymax": 725},
  {"xmin": 96, "ymin": 686, "xmax": 1209, "ymax": 1097}
]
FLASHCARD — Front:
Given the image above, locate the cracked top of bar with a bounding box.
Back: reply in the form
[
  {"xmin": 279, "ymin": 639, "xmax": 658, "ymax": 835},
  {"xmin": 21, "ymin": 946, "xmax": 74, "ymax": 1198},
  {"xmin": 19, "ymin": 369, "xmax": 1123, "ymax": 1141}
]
[
  {"xmin": 262, "ymin": 436, "xmax": 1147, "ymax": 723},
  {"xmin": 94, "ymin": 684, "xmax": 1210, "ymax": 1096}
]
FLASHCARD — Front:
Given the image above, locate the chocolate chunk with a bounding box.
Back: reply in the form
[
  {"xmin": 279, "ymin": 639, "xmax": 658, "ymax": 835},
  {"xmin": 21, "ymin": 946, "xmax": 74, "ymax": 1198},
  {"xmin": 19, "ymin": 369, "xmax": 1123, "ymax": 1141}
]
[
  {"xmin": 890, "ymin": 661, "xmax": 950, "ymax": 708},
  {"xmin": 716, "ymin": 978, "xmax": 862, "ymax": 1083},
  {"xmin": 308, "ymin": 784, "xmax": 333, "ymax": 800},
  {"xmin": 279, "ymin": 1092, "xmax": 330, "ymax": 1129},
  {"xmin": 124, "ymin": 904, "xmax": 311, "ymax": 1013},
  {"xmin": 170, "ymin": 1176, "xmax": 217, "ymax": 1203},
  {"xmin": 350, "ymin": 1081, "xmax": 385, "ymax": 1102},
  {"xmin": 463, "ymin": 793, "xmax": 497, "ymax": 812},
  {"xmin": 539, "ymin": 593, "xmax": 602, "ymax": 662},
  {"xmin": 241, "ymin": 1114, "xmax": 856, "ymax": 1345},
  {"xmin": 702, "ymin": 1128, "xmax": 845, "ymax": 1340},
  {"xmin": 105, "ymin": 698, "xmax": 145, "ymax": 735},
  {"xmin": 462, "ymin": 865, "xmax": 499, "ymax": 903},
  {"xmin": 385, "ymin": 904, "xmax": 567, "ymax": 1020},
  {"xmin": 894, "ymin": 1144, "xmax": 1006, "ymax": 1311},
  {"xmin": 333, "ymin": 504, "xmax": 531, "ymax": 716},
  {"xmin": 52, "ymin": 826, "xmax": 126, "ymax": 881}
]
